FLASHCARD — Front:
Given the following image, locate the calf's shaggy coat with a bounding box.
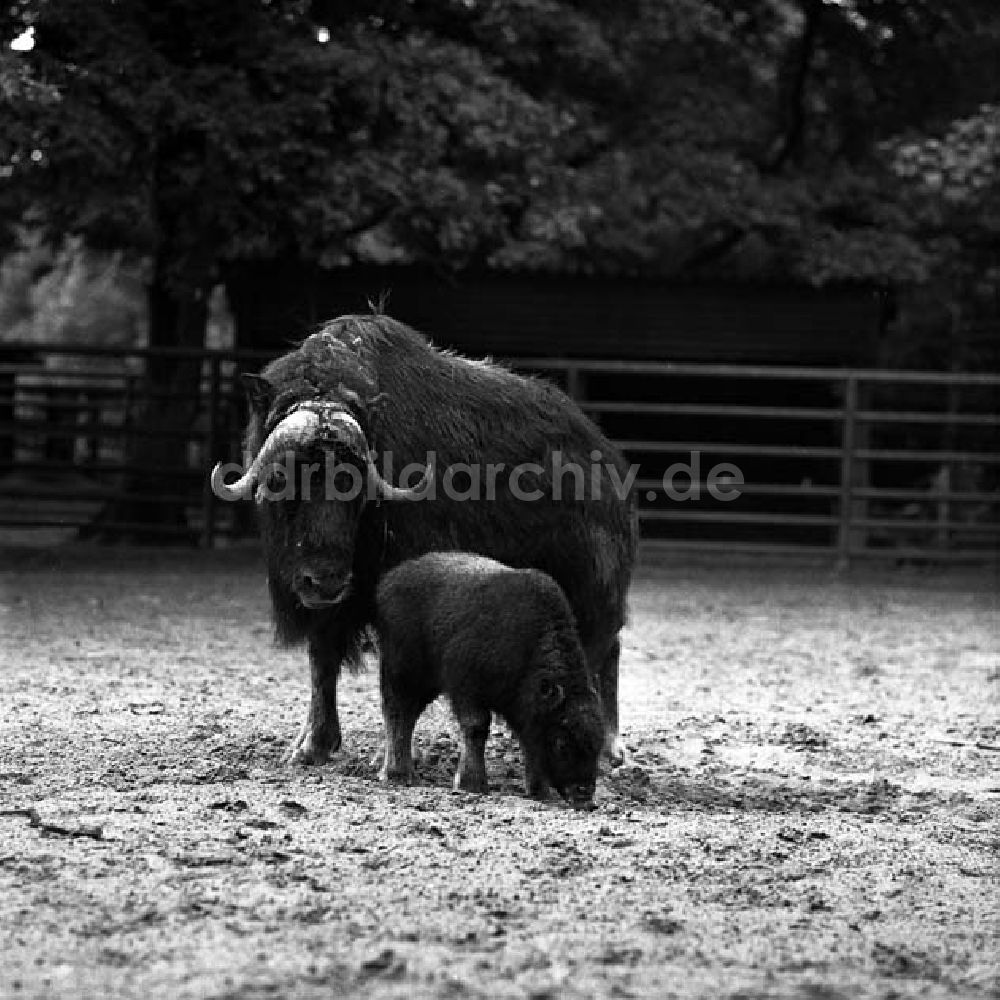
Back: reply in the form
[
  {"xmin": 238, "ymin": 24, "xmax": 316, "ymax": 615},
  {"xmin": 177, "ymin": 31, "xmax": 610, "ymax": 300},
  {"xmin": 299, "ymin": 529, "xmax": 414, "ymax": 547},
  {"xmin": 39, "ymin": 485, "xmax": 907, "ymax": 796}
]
[{"xmin": 374, "ymin": 552, "xmax": 604, "ymax": 805}]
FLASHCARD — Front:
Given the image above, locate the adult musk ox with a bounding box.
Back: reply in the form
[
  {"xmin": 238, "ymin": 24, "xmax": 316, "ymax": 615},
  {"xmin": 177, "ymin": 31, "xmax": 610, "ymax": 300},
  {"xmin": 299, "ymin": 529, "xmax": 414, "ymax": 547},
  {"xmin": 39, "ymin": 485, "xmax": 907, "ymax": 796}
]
[
  {"xmin": 211, "ymin": 313, "xmax": 637, "ymax": 766},
  {"xmin": 375, "ymin": 552, "xmax": 603, "ymax": 807}
]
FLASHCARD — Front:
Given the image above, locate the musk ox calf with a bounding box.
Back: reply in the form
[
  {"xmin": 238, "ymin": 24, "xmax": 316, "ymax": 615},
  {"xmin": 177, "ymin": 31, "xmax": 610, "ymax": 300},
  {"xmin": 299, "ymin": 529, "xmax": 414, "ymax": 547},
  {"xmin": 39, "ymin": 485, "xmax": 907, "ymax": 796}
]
[
  {"xmin": 375, "ymin": 552, "xmax": 603, "ymax": 807},
  {"xmin": 211, "ymin": 312, "xmax": 637, "ymax": 767}
]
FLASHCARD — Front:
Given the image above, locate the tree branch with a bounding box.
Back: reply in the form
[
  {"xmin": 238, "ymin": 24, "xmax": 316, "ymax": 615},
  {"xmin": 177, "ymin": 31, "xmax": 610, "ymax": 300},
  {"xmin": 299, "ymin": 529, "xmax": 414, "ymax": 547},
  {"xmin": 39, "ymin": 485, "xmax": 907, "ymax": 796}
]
[
  {"xmin": 342, "ymin": 202, "xmax": 397, "ymax": 241},
  {"xmin": 676, "ymin": 224, "xmax": 747, "ymax": 274},
  {"xmin": 761, "ymin": 0, "xmax": 823, "ymax": 174}
]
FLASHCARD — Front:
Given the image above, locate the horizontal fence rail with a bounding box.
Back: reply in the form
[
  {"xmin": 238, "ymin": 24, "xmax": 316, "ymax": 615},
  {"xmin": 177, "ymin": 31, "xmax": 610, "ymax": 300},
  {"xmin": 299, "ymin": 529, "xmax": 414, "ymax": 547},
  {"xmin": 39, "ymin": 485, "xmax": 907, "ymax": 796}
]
[
  {"xmin": 506, "ymin": 358, "xmax": 999, "ymax": 561},
  {"xmin": 0, "ymin": 342, "xmax": 997, "ymax": 564}
]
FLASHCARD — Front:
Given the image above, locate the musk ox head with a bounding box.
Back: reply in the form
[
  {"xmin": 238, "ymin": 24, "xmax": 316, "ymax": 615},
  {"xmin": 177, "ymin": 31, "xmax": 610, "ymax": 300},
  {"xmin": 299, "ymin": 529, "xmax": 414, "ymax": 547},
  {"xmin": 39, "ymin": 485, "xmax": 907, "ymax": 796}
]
[
  {"xmin": 527, "ymin": 673, "xmax": 604, "ymax": 808},
  {"xmin": 211, "ymin": 377, "xmax": 430, "ymax": 617}
]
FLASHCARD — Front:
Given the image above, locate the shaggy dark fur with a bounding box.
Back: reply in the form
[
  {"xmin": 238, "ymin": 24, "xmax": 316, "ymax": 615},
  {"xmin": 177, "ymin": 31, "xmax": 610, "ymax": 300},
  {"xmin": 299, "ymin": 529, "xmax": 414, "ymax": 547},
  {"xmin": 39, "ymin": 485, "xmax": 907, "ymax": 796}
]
[
  {"xmin": 374, "ymin": 552, "xmax": 603, "ymax": 806},
  {"xmin": 241, "ymin": 313, "xmax": 638, "ymax": 764}
]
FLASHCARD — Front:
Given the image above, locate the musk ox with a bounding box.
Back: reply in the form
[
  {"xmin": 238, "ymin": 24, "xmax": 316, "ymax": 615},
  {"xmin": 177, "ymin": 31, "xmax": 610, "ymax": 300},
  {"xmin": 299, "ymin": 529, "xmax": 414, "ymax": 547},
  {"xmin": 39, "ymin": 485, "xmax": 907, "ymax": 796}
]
[
  {"xmin": 374, "ymin": 552, "xmax": 603, "ymax": 806},
  {"xmin": 211, "ymin": 313, "xmax": 637, "ymax": 765}
]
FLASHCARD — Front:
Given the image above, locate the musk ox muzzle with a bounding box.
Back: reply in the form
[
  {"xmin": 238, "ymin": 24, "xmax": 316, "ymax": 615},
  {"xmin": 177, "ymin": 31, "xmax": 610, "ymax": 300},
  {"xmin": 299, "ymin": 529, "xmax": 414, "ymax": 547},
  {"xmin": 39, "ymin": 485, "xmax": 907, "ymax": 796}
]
[
  {"xmin": 210, "ymin": 403, "xmax": 430, "ymax": 503},
  {"xmin": 292, "ymin": 566, "xmax": 354, "ymax": 609},
  {"xmin": 559, "ymin": 780, "xmax": 599, "ymax": 810}
]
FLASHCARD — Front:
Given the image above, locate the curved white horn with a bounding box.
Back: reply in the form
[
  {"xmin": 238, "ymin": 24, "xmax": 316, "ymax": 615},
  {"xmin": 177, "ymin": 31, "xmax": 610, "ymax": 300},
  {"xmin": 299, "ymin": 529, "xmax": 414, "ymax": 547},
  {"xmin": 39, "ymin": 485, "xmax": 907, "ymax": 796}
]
[
  {"xmin": 315, "ymin": 409, "xmax": 430, "ymax": 499},
  {"xmin": 368, "ymin": 455, "xmax": 434, "ymax": 500},
  {"xmin": 211, "ymin": 461, "xmax": 250, "ymax": 501},
  {"xmin": 210, "ymin": 409, "xmax": 322, "ymax": 500},
  {"xmin": 322, "ymin": 411, "xmax": 369, "ymax": 452}
]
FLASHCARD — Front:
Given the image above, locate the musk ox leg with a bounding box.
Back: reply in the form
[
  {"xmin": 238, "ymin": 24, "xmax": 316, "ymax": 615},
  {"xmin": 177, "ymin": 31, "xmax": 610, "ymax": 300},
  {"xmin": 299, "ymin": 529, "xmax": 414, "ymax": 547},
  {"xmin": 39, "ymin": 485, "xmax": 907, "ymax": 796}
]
[
  {"xmin": 453, "ymin": 705, "xmax": 491, "ymax": 794},
  {"xmin": 286, "ymin": 629, "xmax": 347, "ymax": 765},
  {"xmin": 597, "ymin": 635, "xmax": 626, "ymax": 767}
]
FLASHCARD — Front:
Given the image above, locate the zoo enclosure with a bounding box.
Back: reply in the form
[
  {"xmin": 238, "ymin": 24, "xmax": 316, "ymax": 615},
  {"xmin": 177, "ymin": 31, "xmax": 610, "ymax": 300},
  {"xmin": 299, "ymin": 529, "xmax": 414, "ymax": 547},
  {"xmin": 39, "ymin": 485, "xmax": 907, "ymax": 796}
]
[{"xmin": 1, "ymin": 344, "xmax": 997, "ymax": 563}]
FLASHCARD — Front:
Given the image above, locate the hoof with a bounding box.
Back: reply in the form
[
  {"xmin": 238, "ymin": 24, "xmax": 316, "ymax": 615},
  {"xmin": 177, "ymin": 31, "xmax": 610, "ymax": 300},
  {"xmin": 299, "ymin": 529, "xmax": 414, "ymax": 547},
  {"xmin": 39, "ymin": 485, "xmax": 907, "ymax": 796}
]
[
  {"xmin": 453, "ymin": 770, "xmax": 489, "ymax": 795},
  {"xmin": 379, "ymin": 766, "xmax": 416, "ymax": 786},
  {"xmin": 526, "ymin": 779, "xmax": 554, "ymax": 801},
  {"xmin": 603, "ymin": 736, "xmax": 626, "ymax": 768},
  {"xmin": 286, "ymin": 725, "xmax": 341, "ymax": 766}
]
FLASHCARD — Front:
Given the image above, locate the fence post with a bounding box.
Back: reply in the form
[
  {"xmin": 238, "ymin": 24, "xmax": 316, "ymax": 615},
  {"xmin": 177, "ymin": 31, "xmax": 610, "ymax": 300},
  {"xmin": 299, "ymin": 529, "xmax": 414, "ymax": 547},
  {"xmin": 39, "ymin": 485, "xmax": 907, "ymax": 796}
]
[
  {"xmin": 201, "ymin": 355, "xmax": 220, "ymax": 548},
  {"xmin": 938, "ymin": 380, "xmax": 961, "ymax": 552},
  {"xmin": 837, "ymin": 373, "xmax": 858, "ymax": 570},
  {"xmin": 565, "ymin": 363, "xmax": 584, "ymax": 402}
]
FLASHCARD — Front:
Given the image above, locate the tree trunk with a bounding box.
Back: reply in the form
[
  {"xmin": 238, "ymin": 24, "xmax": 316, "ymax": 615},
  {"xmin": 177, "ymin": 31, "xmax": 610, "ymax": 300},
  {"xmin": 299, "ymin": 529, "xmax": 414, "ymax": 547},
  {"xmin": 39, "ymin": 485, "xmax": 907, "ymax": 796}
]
[
  {"xmin": 80, "ymin": 257, "xmax": 210, "ymax": 544},
  {"xmin": 762, "ymin": 0, "xmax": 823, "ymax": 174}
]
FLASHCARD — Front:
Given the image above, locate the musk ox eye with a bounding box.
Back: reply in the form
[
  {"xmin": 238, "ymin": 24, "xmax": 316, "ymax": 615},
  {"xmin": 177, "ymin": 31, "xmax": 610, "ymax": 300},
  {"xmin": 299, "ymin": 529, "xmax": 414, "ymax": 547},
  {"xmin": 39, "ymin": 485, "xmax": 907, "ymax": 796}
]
[{"xmin": 539, "ymin": 678, "xmax": 565, "ymax": 710}]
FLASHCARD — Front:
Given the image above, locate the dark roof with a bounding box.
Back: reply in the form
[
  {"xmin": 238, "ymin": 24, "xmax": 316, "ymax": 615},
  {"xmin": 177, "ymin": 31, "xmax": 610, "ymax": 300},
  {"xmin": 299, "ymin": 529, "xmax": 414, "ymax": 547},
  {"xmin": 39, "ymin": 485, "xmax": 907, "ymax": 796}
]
[{"xmin": 226, "ymin": 262, "xmax": 885, "ymax": 366}]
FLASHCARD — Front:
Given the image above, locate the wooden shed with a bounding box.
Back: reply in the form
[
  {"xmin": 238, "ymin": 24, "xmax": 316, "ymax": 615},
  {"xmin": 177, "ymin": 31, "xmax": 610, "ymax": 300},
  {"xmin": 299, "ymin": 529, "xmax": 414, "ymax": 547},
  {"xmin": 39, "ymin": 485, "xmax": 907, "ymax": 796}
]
[{"xmin": 225, "ymin": 263, "xmax": 886, "ymax": 366}]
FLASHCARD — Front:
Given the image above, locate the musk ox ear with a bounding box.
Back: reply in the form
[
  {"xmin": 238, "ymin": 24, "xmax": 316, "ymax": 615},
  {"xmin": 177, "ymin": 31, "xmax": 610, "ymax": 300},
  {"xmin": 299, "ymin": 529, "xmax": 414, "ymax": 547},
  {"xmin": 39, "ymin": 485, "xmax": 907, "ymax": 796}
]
[
  {"xmin": 241, "ymin": 373, "xmax": 274, "ymax": 415},
  {"xmin": 538, "ymin": 678, "xmax": 565, "ymax": 711}
]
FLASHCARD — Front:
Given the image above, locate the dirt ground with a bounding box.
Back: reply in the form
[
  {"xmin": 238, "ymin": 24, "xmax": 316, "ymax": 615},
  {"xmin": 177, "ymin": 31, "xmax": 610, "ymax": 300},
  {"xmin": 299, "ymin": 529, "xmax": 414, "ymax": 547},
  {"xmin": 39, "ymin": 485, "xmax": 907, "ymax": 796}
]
[{"xmin": 0, "ymin": 547, "xmax": 997, "ymax": 1000}]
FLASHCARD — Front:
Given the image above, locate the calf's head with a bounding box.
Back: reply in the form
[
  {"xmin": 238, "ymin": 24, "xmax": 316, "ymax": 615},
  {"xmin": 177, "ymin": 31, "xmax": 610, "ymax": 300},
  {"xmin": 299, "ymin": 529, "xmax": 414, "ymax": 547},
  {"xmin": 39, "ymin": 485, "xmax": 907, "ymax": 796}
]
[
  {"xmin": 211, "ymin": 386, "xmax": 429, "ymax": 612},
  {"xmin": 528, "ymin": 674, "xmax": 604, "ymax": 808}
]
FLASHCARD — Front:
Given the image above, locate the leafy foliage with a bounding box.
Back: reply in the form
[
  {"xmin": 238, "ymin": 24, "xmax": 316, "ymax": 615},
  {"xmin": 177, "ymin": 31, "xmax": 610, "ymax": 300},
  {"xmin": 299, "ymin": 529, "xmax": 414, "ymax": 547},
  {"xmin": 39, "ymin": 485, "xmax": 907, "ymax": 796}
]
[
  {"xmin": 0, "ymin": 232, "xmax": 146, "ymax": 347},
  {"xmin": 498, "ymin": 0, "xmax": 999, "ymax": 286},
  {"xmin": 1, "ymin": 0, "xmax": 998, "ymax": 327},
  {"xmin": 885, "ymin": 104, "xmax": 1000, "ymax": 288}
]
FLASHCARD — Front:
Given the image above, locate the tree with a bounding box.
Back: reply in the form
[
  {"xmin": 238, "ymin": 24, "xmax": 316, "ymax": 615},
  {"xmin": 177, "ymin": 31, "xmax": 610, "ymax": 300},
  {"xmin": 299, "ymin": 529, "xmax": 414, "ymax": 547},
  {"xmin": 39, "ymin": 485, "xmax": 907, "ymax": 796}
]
[
  {"xmin": 482, "ymin": 0, "xmax": 1000, "ymax": 290},
  {"xmin": 5, "ymin": 0, "xmax": 998, "ymax": 314}
]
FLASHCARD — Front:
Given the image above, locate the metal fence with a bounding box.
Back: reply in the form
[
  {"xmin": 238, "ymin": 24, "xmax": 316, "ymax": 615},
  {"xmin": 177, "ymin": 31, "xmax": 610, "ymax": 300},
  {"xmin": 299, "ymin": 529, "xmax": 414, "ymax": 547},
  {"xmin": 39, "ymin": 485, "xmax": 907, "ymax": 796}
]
[{"xmin": 1, "ymin": 344, "xmax": 997, "ymax": 563}]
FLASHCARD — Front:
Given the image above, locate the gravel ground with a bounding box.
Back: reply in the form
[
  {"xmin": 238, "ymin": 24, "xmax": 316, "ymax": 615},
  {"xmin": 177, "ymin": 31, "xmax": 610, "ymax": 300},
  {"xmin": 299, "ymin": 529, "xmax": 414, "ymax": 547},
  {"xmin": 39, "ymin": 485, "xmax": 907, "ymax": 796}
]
[{"xmin": 0, "ymin": 547, "xmax": 997, "ymax": 1000}]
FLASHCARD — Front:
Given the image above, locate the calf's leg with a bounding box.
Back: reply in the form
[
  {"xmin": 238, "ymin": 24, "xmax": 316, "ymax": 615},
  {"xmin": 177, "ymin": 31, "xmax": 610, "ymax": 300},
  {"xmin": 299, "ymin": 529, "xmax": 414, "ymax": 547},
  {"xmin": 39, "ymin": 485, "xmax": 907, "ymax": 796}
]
[
  {"xmin": 378, "ymin": 658, "xmax": 427, "ymax": 785},
  {"xmin": 379, "ymin": 700, "xmax": 422, "ymax": 784},
  {"xmin": 452, "ymin": 704, "xmax": 491, "ymax": 794}
]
